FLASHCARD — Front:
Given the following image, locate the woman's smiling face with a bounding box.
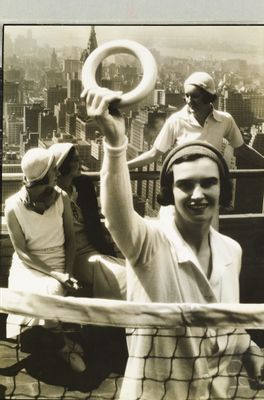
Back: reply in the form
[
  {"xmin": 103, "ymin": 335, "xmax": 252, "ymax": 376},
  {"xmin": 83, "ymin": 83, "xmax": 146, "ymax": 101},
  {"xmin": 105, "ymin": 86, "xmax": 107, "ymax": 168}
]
[{"xmin": 172, "ymin": 157, "xmax": 220, "ymax": 227}]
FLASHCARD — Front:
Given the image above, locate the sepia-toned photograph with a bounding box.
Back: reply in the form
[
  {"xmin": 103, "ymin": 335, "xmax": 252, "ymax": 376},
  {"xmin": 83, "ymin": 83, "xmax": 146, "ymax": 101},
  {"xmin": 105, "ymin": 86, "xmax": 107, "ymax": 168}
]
[{"xmin": 1, "ymin": 22, "xmax": 264, "ymax": 399}]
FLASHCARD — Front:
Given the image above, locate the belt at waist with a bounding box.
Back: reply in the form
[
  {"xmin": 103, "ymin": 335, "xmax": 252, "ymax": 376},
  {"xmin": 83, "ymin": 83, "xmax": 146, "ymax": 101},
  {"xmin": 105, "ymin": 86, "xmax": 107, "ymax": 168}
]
[{"xmin": 29, "ymin": 245, "xmax": 64, "ymax": 254}]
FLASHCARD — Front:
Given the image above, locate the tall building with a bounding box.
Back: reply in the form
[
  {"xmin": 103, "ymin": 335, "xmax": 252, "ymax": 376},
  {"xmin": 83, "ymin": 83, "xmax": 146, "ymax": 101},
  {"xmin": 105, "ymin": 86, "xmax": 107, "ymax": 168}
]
[
  {"xmin": 246, "ymin": 94, "xmax": 264, "ymax": 121},
  {"xmin": 67, "ymin": 73, "xmax": 82, "ymax": 100},
  {"xmin": 218, "ymin": 90, "xmax": 253, "ymax": 128},
  {"xmin": 65, "ymin": 112, "xmax": 76, "ymax": 136},
  {"xmin": 154, "ymin": 89, "xmax": 166, "ymax": 106},
  {"xmin": 129, "ymin": 108, "xmax": 167, "ymax": 154},
  {"xmin": 44, "ymin": 70, "xmax": 65, "ymax": 88},
  {"xmin": 22, "ymin": 132, "xmax": 40, "ymax": 156},
  {"xmin": 50, "ymin": 48, "xmax": 59, "ymax": 70},
  {"xmin": 24, "ymin": 103, "xmax": 43, "ymax": 132},
  {"xmin": 4, "ymin": 103, "xmax": 24, "ymax": 120},
  {"xmin": 128, "ymin": 107, "xmax": 167, "ymax": 212},
  {"xmin": 64, "ymin": 98, "xmax": 75, "ymax": 114},
  {"xmin": 6, "ymin": 114, "xmax": 24, "ymax": 145},
  {"xmin": 43, "ymin": 86, "xmax": 67, "ymax": 112},
  {"xmin": 63, "ymin": 59, "xmax": 82, "ymax": 77},
  {"xmin": 4, "ymin": 81, "xmax": 20, "ymax": 103},
  {"xmin": 54, "ymin": 102, "xmax": 67, "ymax": 130},
  {"xmin": 38, "ymin": 109, "xmax": 57, "ymax": 139},
  {"xmin": 75, "ymin": 140, "xmax": 91, "ymax": 169},
  {"xmin": 75, "ymin": 116, "xmax": 97, "ymax": 141},
  {"xmin": 80, "ymin": 26, "xmax": 98, "ymax": 63},
  {"xmin": 80, "ymin": 26, "xmax": 101, "ymax": 85},
  {"xmin": 130, "ymin": 114, "xmax": 146, "ymax": 152},
  {"xmin": 90, "ymin": 137, "xmax": 104, "ymax": 170}
]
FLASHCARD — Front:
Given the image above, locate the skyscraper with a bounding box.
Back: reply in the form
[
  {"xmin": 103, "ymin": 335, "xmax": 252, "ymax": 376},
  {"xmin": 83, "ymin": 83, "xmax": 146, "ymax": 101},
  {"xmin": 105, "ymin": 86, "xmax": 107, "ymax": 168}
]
[
  {"xmin": 38, "ymin": 109, "xmax": 57, "ymax": 139},
  {"xmin": 80, "ymin": 26, "xmax": 101, "ymax": 85},
  {"xmin": 6, "ymin": 113, "xmax": 23, "ymax": 145},
  {"xmin": 50, "ymin": 48, "xmax": 59, "ymax": 70},
  {"xmin": 24, "ymin": 103, "xmax": 43, "ymax": 132},
  {"xmin": 43, "ymin": 86, "xmax": 67, "ymax": 112},
  {"xmin": 80, "ymin": 26, "xmax": 98, "ymax": 63},
  {"xmin": 67, "ymin": 73, "xmax": 82, "ymax": 100},
  {"xmin": 218, "ymin": 89, "xmax": 253, "ymax": 128}
]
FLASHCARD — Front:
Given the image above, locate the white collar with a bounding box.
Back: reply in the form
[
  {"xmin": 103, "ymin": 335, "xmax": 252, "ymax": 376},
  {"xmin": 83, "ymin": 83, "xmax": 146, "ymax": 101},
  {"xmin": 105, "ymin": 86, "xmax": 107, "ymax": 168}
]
[
  {"xmin": 159, "ymin": 206, "xmax": 232, "ymax": 283},
  {"xmin": 181, "ymin": 104, "xmax": 223, "ymax": 123}
]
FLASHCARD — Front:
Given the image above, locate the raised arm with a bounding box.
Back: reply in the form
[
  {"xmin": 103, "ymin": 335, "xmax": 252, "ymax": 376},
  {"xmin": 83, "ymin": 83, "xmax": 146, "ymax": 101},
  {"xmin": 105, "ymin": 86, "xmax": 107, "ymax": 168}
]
[
  {"xmin": 82, "ymin": 87, "xmax": 152, "ymax": 263},
  {"xmin": 127, "ymin": 146, "xmax": 163, "ymax": 170}
]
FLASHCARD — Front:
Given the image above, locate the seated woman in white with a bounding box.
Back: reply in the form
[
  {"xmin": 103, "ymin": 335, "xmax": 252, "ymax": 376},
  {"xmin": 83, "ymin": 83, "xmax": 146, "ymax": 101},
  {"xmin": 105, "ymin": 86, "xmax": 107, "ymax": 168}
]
[{"xmin": 5, "ymin": 147, "xmax": 85, "ymax": 372}]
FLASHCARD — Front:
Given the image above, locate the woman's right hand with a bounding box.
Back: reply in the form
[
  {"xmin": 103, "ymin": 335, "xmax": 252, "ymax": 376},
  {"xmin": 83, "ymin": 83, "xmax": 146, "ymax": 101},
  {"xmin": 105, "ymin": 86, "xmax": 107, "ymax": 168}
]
[
  {"xmin": 50, "ymin": 271, "xmax": 70, "ymax": 285},
  {"xmin": 50, "ymin": 271, "xmax": 81, "ymax": 292},
  {"xmin": 81, "ymin": 87, "xmax": 126, "ymax": 147}
]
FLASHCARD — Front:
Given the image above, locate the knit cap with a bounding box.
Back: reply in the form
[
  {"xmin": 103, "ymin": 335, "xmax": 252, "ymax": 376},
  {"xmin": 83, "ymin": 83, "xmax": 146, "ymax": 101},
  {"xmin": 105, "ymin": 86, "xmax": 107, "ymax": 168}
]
[{"xmin": 160, "ymin": 140, "xmax": 228, "ymax": 187}]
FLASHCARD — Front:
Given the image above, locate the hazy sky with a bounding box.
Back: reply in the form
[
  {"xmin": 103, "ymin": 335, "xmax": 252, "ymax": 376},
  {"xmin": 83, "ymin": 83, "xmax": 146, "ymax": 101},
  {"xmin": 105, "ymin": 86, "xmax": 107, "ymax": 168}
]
[{"xmin": 4, "ymin": 25, "xmax": 264, "ymax": 62}]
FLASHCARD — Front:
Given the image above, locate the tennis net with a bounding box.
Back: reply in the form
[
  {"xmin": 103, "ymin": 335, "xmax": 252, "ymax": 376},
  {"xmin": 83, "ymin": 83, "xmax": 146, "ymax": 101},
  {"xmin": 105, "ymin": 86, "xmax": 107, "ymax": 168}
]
[{"xmin": 1, "ymin": 289, "xmax": 264, "ymax": 399}]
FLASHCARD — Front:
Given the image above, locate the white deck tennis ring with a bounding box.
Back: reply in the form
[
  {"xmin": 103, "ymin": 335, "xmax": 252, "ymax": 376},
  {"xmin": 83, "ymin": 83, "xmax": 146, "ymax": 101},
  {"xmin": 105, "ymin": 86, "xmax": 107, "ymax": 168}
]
[{"xmin": 82, "ymin": 40, "xmax": 158, "ymax": 107}]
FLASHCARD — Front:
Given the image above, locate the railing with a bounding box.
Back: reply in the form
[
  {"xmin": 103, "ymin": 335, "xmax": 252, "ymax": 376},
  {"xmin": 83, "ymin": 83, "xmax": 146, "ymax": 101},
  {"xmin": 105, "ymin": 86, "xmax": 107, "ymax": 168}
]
[
  {"xmin": 3, "ymin": 168, "xmax": 264, "ymax": 214},
  {"xmin": 3, "ymin": 169, "xmax": 264, "ymax": 181}
]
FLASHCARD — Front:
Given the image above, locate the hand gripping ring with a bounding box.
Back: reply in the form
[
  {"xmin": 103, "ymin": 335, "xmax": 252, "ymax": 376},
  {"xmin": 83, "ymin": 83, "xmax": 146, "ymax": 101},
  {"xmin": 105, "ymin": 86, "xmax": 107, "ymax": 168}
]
[{"xmin": 82, "ymin": 39, "xmax": 158, "ymax": 107}]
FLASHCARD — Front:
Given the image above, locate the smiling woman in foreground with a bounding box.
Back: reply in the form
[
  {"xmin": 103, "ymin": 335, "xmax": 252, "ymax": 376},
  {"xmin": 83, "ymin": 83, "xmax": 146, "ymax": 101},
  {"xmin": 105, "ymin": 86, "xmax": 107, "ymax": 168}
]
[{"xmin": 82, "ymin": 86, "xmax": 264, "ymax": 400}]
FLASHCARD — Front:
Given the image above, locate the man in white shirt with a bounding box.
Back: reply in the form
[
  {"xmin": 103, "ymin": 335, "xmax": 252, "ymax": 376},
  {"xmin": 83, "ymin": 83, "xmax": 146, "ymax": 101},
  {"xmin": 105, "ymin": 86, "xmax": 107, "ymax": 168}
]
[
  {"xmin": 82, "ymin": 86, "xmax": 264, "ymax": 400},
  {"xmin": 128, "ymin": 72, "xmax": 264, "ymax": 169}
]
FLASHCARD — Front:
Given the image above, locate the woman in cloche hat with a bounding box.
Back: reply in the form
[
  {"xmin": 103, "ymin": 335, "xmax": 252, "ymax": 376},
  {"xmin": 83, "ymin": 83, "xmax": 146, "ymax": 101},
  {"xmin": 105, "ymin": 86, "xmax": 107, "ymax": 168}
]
[
  {"xmin": 49, "ymin": 142, "xmax": 126, "ymax": 301},
  {"xmin": 5, "ymin": 147, "xmax": 86, "ymax": 373},
  {"xmin": 49, "ymin": 142, "xmax": 128, "ymax": 377}
]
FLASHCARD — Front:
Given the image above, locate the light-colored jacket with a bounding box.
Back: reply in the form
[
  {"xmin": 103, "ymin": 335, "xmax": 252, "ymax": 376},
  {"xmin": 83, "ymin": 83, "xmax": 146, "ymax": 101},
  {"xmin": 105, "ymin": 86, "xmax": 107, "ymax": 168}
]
[{"xmin": 101, "ymin": 138, "xmax": 251, "ymax": 400}]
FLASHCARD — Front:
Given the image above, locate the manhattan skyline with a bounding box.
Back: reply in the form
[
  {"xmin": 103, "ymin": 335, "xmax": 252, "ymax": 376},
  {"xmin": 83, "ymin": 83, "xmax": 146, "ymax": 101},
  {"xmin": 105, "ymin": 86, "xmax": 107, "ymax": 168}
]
[{"xmin": 3, "ymin": 25, "xmax": 264, "ymax": 65}]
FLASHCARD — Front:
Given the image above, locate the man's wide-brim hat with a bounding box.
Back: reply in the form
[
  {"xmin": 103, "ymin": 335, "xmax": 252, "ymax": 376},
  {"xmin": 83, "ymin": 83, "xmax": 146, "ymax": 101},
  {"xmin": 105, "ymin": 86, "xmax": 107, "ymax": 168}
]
[
  {"xmin": 21, "ymin": 148, "xmax": 55, "ymax": 184},
  {"xmin": 184, "ymin": 72, "xmax": 216, "ymax": 95},
  {"xmin": 49, "ymin": 143, "xmax": 74, "ymax": 169}
]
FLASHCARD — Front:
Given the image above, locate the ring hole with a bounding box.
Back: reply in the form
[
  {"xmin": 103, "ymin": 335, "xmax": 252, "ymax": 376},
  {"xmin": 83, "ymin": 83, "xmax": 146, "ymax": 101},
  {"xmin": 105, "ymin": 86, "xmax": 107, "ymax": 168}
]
[{"xmin": 99, "ymin": 53, "xmax": 142, "ymax": 94}]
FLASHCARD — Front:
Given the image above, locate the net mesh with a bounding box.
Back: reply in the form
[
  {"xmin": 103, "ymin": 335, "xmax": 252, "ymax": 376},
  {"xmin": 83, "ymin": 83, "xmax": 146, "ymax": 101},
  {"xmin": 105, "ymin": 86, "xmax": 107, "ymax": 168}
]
[{"xmin": 1, "ymin": 289, "xmax": 264, "ymax": 400}]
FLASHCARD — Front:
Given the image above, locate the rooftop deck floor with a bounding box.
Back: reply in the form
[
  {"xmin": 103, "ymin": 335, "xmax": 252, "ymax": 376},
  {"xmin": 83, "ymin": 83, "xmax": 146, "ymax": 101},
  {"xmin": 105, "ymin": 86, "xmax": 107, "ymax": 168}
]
[{"xmin": 0, "ymin": 338, "xmax": 124, "ymax": 399}]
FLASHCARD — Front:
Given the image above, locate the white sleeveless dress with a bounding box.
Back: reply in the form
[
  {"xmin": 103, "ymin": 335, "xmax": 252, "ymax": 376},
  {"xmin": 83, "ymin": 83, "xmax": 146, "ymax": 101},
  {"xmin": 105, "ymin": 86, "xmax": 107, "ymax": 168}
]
[{"xmin": 5, "ymin": 187, "xmax": 66, "ymax": 338}]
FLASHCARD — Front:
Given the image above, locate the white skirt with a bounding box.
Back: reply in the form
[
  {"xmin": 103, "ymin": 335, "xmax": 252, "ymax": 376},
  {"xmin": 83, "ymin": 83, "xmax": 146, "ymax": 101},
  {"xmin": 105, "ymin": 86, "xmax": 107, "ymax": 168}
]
[{"xmin": 7, "ymin": 249, "xmax": 66, "ymax": 338}]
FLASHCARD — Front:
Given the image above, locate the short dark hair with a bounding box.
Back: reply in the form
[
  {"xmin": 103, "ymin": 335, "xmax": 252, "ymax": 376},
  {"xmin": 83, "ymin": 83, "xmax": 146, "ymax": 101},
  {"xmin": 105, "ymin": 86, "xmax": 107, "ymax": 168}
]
[
  {"xmin": 157, "ymin": 153, "xmax": 232, "ymax": 208},
  {"xmin": 58, "ymin": 147, "xmax": 76, "ymax": 176}
]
